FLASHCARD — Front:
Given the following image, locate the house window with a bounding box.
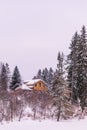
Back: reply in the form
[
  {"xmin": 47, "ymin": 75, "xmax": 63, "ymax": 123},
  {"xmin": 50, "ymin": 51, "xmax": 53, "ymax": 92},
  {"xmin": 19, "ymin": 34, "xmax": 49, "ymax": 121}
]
[
  {"xmin": 39, "ymin": 82, "xmax": 41, "ymax": 87},
  {"xmin": 35, "ymin": 84, "xmax": 37, "ymax": 87}
]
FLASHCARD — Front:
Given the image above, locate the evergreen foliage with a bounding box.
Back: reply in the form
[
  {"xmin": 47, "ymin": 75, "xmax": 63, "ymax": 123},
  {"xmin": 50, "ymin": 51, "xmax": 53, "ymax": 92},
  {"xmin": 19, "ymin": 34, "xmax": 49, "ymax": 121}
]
[
  {"xmin": 33, "ymin": 67, "xmax": 54, "ymax": 87},
  {"xmin": 52, "ymin": 52, "xmax": 73, "ymax": 121},
  {"xmin": 48, "ymin": 67, "xmax": 54, "ymax": 86},
  {"xmin": 0, "ymin": 63, "xmax": 10, "ymax": 91},
  {"xmin": 67, "ymin": 26, "xmax": 87, "ymax": 111},
  {"xmin": 76, "ymin": 26, "xmax": 87, "ymax": 110},
  {"xmin": 67, "ymin": 32, "xmax": 80, "ymax": 103},
  {"xmin": 33, "ymin": 69, "xmax": 42, "ymax": 79},
  {"xmin": 10, "ymin": 66, "xmax": 22, "ymax": 90}
]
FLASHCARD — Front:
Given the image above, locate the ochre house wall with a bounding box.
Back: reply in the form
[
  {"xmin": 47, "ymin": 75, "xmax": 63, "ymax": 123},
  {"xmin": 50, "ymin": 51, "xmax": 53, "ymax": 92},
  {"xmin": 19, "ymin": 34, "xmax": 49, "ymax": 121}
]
[{"xmin": 33, "ymin": 81, "xmax": 47, "ymax": 91}]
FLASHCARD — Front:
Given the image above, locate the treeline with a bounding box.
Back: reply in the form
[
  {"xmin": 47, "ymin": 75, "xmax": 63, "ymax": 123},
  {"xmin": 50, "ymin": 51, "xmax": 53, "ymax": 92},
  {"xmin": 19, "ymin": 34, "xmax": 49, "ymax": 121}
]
[
  {"xmin": 34, "ymin": 25, "xmax": 87, "ymax": 115},
  {"xmin": 0, "ymin": 63, "xmax": 22, "ymax": 91},
  {"xmin": 0, "ymin": 56, "xmax": 75, "ymax": 122},
  {"xmin": 67, "ymin": 26, "xmax": 87, "ymax": 111},
  {"xmin": 33, "ymin": 67, "xmax": 54, "ymax": 87},
  {"xmin": 0, "ymin": 26, "xmax": 87, "ymax": 122}
]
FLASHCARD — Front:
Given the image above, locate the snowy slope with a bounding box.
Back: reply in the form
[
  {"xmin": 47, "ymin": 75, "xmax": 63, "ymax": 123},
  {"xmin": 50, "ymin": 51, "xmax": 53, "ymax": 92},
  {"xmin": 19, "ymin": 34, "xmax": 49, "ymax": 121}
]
[{"xmin": 0, "ymin": 118, "xmax": 87, "ymax": 130}]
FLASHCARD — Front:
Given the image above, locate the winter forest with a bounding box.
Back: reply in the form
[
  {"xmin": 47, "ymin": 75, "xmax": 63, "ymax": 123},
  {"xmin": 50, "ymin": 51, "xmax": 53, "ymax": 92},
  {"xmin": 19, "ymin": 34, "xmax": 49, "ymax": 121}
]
[{"xmin": 0, "ymin": 26, "xmax": 87, "ymax": 122}]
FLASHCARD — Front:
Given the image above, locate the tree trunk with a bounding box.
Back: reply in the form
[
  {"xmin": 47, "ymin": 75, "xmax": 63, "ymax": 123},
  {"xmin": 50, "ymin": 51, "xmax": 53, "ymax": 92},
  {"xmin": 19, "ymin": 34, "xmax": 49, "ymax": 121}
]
[
  {"xmin": 19, "ymin": 109, "xmax": 23, "ymax": 121},
  {"xmin": 57, "ymin": 107, "xmax": 61, "ymax": 121}
]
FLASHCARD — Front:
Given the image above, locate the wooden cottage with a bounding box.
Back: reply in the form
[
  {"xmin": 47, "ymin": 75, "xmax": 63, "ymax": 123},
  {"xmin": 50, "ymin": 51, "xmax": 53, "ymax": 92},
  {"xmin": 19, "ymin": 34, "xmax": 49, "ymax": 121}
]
[{"xmin": 24, "ymin": 79, "xmax": 48, "ymax": 91}]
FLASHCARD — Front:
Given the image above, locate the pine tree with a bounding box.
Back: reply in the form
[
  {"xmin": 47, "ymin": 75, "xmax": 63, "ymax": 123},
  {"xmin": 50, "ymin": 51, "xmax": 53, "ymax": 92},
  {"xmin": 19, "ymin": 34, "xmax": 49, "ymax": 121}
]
[
  {"xmin": 33, "ymin": 69, "xmax": 42, "ymax": 79},
  {"xmin": 0, "ymin": 64, "xmax": 9, "ymax": 91},
  {"xmin": 67, "ymin": 26, "xmax": 87, "ymax": 111},
  {"xmin": 42, "ymin": 68, "xmax": 49, "ymax": 83},
  {"xmin": 52, "ymin": 52, "xmax": 74, "ymax": 121},
  {"xmin": 76, "ymin": 26, "xmax": 87, "ymax": 111},
  {"xmin": 5, "ymin": 63, "xmax": 11, "ymax": 89},
  {"xmin": 67, "ymin": 32, "xmax": 80, "ymax": 103},
  {"xmin": 10, "ymin": 66, "xmax": 22, "ymax": 90},
  {"xmin": 48, "ymin": 67, "xmax": 54, "ymax": 86}
]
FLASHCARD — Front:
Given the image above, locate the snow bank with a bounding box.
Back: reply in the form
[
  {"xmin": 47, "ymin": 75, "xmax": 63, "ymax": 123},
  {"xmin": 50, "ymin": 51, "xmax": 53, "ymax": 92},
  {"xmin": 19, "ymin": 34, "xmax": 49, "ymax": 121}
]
[{"xmin": 0, "ymin": 117, "xmax": 87, "ymax": 130}]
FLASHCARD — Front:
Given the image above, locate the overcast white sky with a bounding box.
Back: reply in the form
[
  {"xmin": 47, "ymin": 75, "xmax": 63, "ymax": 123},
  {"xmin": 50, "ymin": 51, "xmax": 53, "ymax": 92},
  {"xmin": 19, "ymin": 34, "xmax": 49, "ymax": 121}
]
[{"xmin": 0, "ymin": 0, "xmax": 87, "ymax": 79}]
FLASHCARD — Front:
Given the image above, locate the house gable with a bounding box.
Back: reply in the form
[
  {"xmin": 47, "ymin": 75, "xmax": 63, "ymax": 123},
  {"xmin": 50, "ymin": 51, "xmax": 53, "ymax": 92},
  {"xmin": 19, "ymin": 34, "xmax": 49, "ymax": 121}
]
[
  {"xmin": 34, "ymin": 80, "xmax": 47, "ymax": 90},
  {"xmin": 24, "ymin": 79, "xmax": 48, "ymax": 91}
]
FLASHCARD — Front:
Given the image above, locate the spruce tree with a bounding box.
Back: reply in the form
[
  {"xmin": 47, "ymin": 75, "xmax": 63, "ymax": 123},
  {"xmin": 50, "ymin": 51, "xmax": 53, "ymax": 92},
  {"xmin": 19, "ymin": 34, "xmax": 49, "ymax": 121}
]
[
  {"xmin": 76, "ymin": 26, "xmax": 87, "ymax": 111},
  {"xmin": 34, "ymin": 69, "xmax": 42, "ymax": 79},
  {"xmin": 67, "ymin": 32, "xmax": 80, "ymax": 103},
  {"xmin": 48, "ymin": 67, "xmax": 54, "ymax": 86},
  {"xmin": 37, "ymin": 69, "xmax": 42, "ymax": 79},
  {"xmin": 52, "ymin": 52, "xmax": 73, "ymax": 121},
  {"xmin": 67, "ymin": 26, "xmax": 87, "ymax": 111},
  {"xmin": 5, "ymin": 63, "xmax": 11, "ymax": 89},
  {"xmin": 0, "ymin": 64, "xmax": 9, "ymax": 91},
  {"xmin": 42, "ymin": 68, "xmax": 49, "ymax": 83},
  {"xmin": 10, "ymin": 66, "xmax": 22, "ymax": 90}
]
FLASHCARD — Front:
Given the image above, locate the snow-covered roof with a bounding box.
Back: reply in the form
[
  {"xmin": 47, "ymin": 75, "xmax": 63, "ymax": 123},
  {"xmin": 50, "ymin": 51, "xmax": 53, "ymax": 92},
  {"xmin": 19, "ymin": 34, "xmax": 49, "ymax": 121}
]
[
  {"xmin": 16, "ymin": 84, "xmax": 32, "ymax": 91},
  {"xmin": 24, "ymin": 79, "xmax": 45, "ymax": 85},
  {"xmin": 16, "ymin": 78, "xmax": 48, "ymax": 91},
  {"xmin": 21, "ymin": 84, "xmax": 32, "ymax": 90}
]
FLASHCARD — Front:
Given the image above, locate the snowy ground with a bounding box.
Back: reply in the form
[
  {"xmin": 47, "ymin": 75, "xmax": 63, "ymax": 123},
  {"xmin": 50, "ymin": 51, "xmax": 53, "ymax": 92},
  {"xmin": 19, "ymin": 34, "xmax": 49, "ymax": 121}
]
[{"xmin": 0, "ymin": 118, "xmax": 87, "ymax": 130}]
